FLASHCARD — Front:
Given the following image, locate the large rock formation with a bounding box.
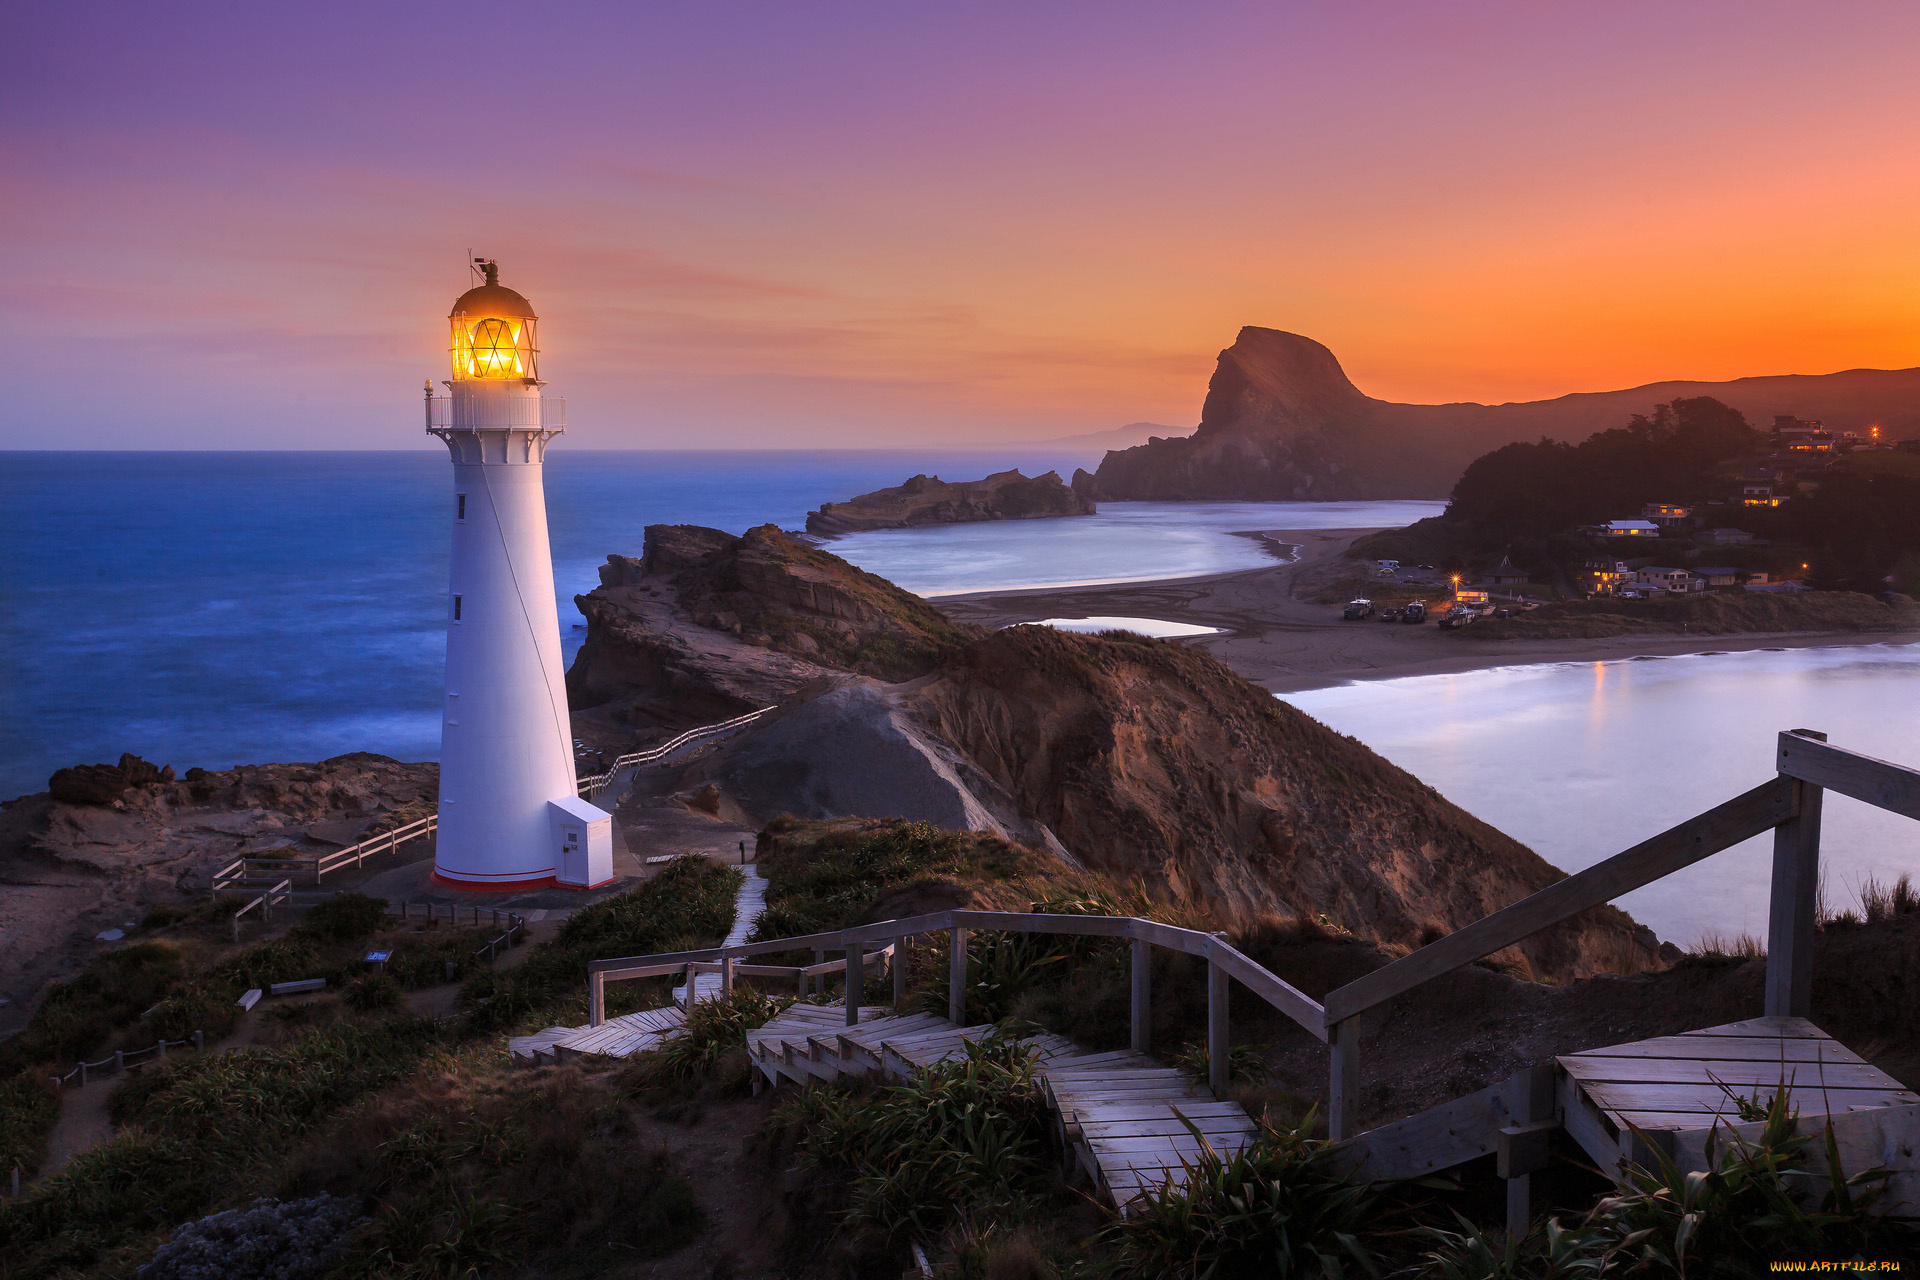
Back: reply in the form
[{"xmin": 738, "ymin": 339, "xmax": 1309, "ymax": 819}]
[
  {"xmin": 1084, "ymin": 326, "xmax": 1920, "ymax": 501},
  {"xmin": 900, "ymin": 624, "xmax": 1668, "ymax": 983},
  {"xmin": 565, "ymin": 524, "xmax": 979, "ymax": 738},
  {"xmin": 806, "ymin": 469, "xmax": 1095, "ymax": 535}
]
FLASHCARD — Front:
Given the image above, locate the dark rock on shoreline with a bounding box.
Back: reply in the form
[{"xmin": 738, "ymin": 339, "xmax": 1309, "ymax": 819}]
[{"xmin": 805, "ymin": 468, "xmax": 1094, "ymax": 535}]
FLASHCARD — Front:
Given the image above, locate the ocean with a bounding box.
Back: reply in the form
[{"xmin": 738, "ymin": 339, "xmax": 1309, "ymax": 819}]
[{"xmin": 0, "ymin": 450, "xmax": 1436, "ymax": 801}]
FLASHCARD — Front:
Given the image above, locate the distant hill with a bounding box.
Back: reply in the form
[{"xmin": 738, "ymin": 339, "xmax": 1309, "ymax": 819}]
[
  {"xmin": 1083, "ymin": 327, "xmax": 1920, "ymax": 501},
  {"xmin": 1031, "ymin": 421, "xmax": 1193, "ymax": 450}
]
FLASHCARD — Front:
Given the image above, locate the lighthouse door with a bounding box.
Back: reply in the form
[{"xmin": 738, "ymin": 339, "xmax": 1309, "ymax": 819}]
[{"xmin": 561, "ymin": 826, "xmax": 584, "ymax": 883}]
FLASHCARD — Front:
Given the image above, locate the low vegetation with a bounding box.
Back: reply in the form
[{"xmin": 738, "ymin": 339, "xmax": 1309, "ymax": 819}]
[
  {"xmin": 1467, "ymin": 589, "xmax": 1917, "ymax": 640},
  {"xmin": 458, "ymin": 855, "xmax": 739, "ymax": 1030}
]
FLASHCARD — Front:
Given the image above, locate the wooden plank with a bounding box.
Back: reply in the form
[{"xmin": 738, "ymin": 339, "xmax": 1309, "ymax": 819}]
[
  {"xmin": 1328, "ymin": 1078, "xmax": 1511, "ymax": 1181},
  {"xmin": 1575, "ymin": 1035, "xmax": 1865, "ymax": 1064},
  {"xmin": 1685, "ymin": 1016, "xmax": 1827, "ymax": 1039},
  {"xmin": 1559, "ymin": 1070, "xmax": 1626, "ymax": 1172},
  {"xmin": 1322, "ymin": 778, "xmax": 1794, "ymax": 1025},
  {"xmin": 1561, "ymin": 1059, "xmax": 1897, "ymax": 1090},
  {"xmin": 1078, "ymin": 1119, "xmax": 1258, "ymax": 1140},
  {"xmin": 1768, "ymin": 737, "xmax": 1826, "ymax": 1019},
  {"xmin": 1131, "ymin": 936, "xmax": 1150, "ymax": 1053},
  {"xmin": 1054, "ymin": 1101, "xmax": 1251, "ymax": 1121},
  {"xmin": 1776, "ymin": 731, "xmax": 1920, "ymax": 823},
  {"xmin": 1580, "ymin": 1080, "xmax": 1916, "ymax": 1115}
]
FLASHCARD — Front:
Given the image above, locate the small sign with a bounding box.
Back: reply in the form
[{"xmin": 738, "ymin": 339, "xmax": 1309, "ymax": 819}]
[{"xmin": 365, "ymin": 950, "xmax": 391, "ymax": 964}]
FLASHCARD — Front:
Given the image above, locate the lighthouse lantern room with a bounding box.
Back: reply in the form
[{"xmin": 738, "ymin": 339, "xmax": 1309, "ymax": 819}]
[{"xmin": 426, "ymin": 259, "xmax": 613, "ymax": 890}]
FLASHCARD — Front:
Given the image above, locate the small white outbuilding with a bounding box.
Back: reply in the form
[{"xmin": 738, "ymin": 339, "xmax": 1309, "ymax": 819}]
[{"xmin": 548, "ymin": 795, "xmax": 615, "ymax": 889}]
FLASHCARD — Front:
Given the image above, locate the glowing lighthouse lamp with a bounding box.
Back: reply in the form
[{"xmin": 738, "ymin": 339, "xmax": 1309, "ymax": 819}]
[{"xmin": 425, "ymin": 259, "xmax": 613, "ymax": 890}]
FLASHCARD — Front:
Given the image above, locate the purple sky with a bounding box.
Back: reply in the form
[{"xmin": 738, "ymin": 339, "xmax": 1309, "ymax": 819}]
[{"xmin": 5, "ymin": 1, "xmax": 1918, "ymax": 448}]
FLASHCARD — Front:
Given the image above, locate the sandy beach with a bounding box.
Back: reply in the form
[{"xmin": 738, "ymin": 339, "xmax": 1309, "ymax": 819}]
[{"xmin": 935, "ymin": 527, "xmax": 1920, "ymax": 694}]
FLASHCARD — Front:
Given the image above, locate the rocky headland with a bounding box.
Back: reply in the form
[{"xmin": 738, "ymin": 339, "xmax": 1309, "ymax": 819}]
[
  {"xmin": 1080, "ymin": 325, "xmax": 1920, "ymax": 501},
  {"xmin": 804, "ymin": 468, "xmax": 1094, "ymax": 535},
  {"xmin": 571, "ymin": 526, "xmax": 1670, "ymax": 982},
  {"xmin": 565, "ymin": 523, "xmax": 980, "ymax": 742}
]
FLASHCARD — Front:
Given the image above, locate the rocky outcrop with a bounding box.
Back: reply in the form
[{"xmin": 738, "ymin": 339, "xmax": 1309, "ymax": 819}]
[
  {"xmin": 900, "ymin": 624, "xmax": 1669, "ymax": 984},
  {"xmin": 565, "ymin": 524, "xmax": 980, "ymax": 739},
  {"xmin": 806, "ymin": 469, "xmax": 1095, "ymax": 535},
  {"xmin": 1087, "ymin": 326, "xmax": 1920, "ymax": 501}
]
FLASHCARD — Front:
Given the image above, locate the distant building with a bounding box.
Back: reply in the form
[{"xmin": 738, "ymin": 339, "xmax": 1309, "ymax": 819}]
[
  {"xmin": 1898, "ymin": 438, "xmax": 1920, "ymax": 456},
  {"xmin": 1480, "ymin": 558, "xmax": 1530, "ymax": 586},
  {"xmin": 1697, "ymin": 527, "xmax": 1756, "ymax": 548},
  {"xmin": 1641, "ymin": 503, "xmax": 1693, "ymax": 529},
  {"xmin": 1594, "ymin": 519, "xmax": 1660, "ymax": 538},
  {"xmin": 1693, "ymin": 566, "xmax": 1741, "ymax": 587},
  {"xmin": 1741, "ymin": 482, "xmax": 1781, "ymax": 507},
  {"xmin": 1773, "ymin": 415, "xmax": 1832, "ymax": 451},
  {"xmin": 1635, "ymin": 566, "xmax": 1703, "ymax": 594},
  {"xmin": 1581, "ymin": 558, "xmax": 1629, "ymax": 594},
  {"xmin": 1747, "ymin": 579, "xmax": 1806, "ymax": 594}
]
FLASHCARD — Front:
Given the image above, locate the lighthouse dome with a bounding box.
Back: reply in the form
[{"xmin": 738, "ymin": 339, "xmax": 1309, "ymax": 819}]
[{"xmin": 450, "ymin": 282, "xmax": 536, "ymax": 322}]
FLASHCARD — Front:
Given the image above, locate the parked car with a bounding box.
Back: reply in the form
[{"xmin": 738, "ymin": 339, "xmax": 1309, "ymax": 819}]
[
  {"xmin": 1439, "ymin": 607, "xmax": 1476, "ymax": 629},
  {"xmin": 1402, "ymin": 601, "xmax": 1427, "ymax": 624},
  {"xmin": 1343, "ymin": 598, "xmax": 1373, "ymax": 620},
  {"xmin": 1377, "ymin": 606, "xmax": 1403, "ymax": 623}
]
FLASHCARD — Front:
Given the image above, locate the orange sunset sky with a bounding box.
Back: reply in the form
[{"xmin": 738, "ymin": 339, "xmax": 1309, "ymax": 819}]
[{"xmin": 4, "ymin": 1, "xmax": 1918, "ymax": 449}]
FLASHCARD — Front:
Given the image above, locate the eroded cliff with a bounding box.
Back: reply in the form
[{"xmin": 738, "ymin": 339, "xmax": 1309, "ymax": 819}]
[{"xmin": 901, "ymin": 625, "xmax": 1669, "ymax": 983}]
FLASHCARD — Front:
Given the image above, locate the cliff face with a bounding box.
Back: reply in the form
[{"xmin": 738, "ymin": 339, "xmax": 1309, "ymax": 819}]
[
  {"xmin": 566, "ymin": 524, "xmax": 980, "ymax": 736},
  {"xmin": 1085, "ymin": 326, "xmax": 1920, "ymax": 501},
  {"xmin": 806, "ymin": 469, "xmax": 1095, "ymax": 535},
  {"xmin": 902, "ymin": 625, "xmax": 1668, "ymax": 983}
]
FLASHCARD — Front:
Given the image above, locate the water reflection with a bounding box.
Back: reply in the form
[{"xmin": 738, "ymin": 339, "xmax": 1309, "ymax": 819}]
[{"xmin": 1284, "ymin": 644, "xmax": 1920, "ymax": 945}]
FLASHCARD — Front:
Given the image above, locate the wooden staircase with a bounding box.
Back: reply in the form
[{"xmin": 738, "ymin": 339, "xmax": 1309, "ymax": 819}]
[{"xmin": 747, "ymin": 1003, "xmax": 1257, "ymax": 1207}]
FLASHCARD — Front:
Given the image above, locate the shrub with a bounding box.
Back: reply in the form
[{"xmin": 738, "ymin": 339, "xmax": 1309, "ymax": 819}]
[
  {"xmin": 341, "ymin": 973, "xmax": 404, "ymax": 1013},
  {"xmin": 632, "ymin": 987, "xmax": 789, "ymax": 1094},
  {"xmin": 295, "ymin": 892, "xmax": 388, "ymax": 943},
  {"xmin": 1092, "ymin": 1115, "xmax": 1379, "ymax": 1279},
  {"xmin": 1414, "ymin": 1213, "xmax": 1610, "ymax": 1280},
  {"xmin": 1587, "ymin": 1089, "xmax": 1920, "ymax": 1269},
  {"xmin": 135, "ymin": 1193, "xmax": 363, "ymax": 1280},
  {"xmin": 1, "ymin": 943, "xmax": 184, "ymax": 1069},
  {"xmin": 770, "ymin": 1036, "xmax": 1057, "ymax": 1243},
  {"xmin": 0, "ymin": 1069, "xmax": 59, "ymax": 1176},
  {"xmin": 459, "ymin": 858, "xmax": 738, "ymax": 1032}
]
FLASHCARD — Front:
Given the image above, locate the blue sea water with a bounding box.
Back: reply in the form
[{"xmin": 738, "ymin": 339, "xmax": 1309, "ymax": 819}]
[{"xmin": 0, "ymin": 451, "xmax": 1432, "ymax": 801}]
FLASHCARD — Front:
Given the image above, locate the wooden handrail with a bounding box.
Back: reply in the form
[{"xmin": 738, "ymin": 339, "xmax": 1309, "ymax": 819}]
[
  {"xmin": 1776, "ymin": 730, "xmax": 1920, "ymax": 822},
  {"xmin": 585, "ymin": 906, "xmax": 1328, "ymax": 1076},
  {"xmin": 1320, "ymin": 777, "xmax": 1796, "ymax": 1025},
  {"xmin": 576, "ymin": 707, "xmax": 771, "ymax": 796}
]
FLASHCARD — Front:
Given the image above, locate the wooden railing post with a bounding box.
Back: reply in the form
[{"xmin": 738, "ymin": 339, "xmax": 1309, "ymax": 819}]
[
  {"xmin": 949, "ymin": 927, "xmax": 969, "ymax": 1025},
  {"xmin": 1767, "ymin": 729, "xmax": 1827, "ymax": 1018},
  {"xmin": 1329, "ymin": 1018, "xmax": 1360, "ymax": 1140},
  {"xmin": 845, "ymin": 944, "xmax": 862, "ymax": 1027},
  {"xmin": 1130, "ymin": 936, "xmax": 1151, "ymax": 1053},
  {"xmin": 892, "ymin": 937, "xmax": 907, "ymax": 1010},
  {"xmin": 588, "ymin": 971, "xmax": 606, "ymax": 1027},
  {"xmin": 1206, "ymin": 942, "xmax": 1228, "ymax": 1096},
  {"xmin": 812, "ymin": 948, "xmax": 825, "ymax": 998}
]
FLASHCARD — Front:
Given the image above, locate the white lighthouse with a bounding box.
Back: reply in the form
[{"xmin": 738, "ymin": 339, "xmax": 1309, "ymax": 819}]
[{"xmin": 426, "ymin": 259, "xmax": 613, "ymax": 891}]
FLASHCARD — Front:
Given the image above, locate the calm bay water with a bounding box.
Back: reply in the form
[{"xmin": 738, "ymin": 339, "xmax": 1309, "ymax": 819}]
[
  {"xmin": 1284, "ymin": 645, "xmax": 1920, "ymax": 943},
  {"xmin": 0, "ymin": 450, "xmax": 1432, "ymax": 800}
]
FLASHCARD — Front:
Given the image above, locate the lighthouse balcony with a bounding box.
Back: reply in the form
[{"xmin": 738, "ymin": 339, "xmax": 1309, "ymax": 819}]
[{"xmin": 426, "ymin": 395, "xmax": 565, "ymax": 431}]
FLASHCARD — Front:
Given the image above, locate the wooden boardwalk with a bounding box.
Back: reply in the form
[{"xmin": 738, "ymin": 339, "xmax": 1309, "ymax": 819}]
[
  {"xmin": 674, "ymin": 865, "xmax": 767, "ymax": 1007},
  {"xmin": 747, "ymin": 1004, "xmax": 1257, "ymax": 1208},
  {"xmin": 510, "ymin": 863, "xmax": 768, "ymax": 1066},
  {"xmin": 1558, "ymin": 1016, "xmax": 1920, "ymax": 1171}
]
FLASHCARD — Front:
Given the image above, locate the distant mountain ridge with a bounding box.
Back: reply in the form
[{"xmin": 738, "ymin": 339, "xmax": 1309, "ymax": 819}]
[{"xmin": 1081, "ymin": 327, "xmax": 1920, "ymax": 501}]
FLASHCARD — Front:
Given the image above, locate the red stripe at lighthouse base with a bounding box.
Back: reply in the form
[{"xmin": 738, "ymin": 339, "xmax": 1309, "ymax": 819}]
[{"xmin": 430, "ymin": 870, "xmax": 557, "ymax": 893}]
